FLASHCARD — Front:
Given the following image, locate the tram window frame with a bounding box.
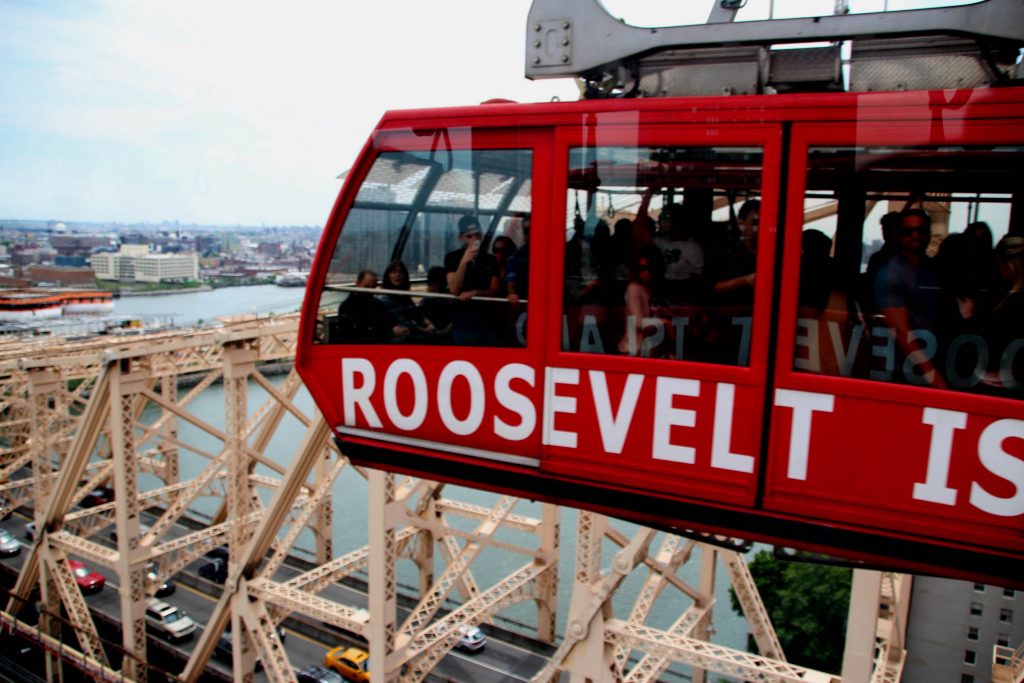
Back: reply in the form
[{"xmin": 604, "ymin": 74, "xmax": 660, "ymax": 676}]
[
  {"xmin": 784, "ymin": 142, "xmax": 1023, "ymax": 397},
  {"xmin": 557, "ymin": 143, "xmax": 767, "ymax": 367},
  {"xmin": 310, "ymin": 128, "xmax": 538, "ymax": 349},
  {"xmin": 548, "ymin": 122, "xmax": 784, "ymax": 379}
]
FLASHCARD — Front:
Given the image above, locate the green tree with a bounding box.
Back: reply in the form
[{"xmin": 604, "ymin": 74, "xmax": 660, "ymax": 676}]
[{"xmin": 729, "ymin": 550, "xmax": 852, "ymax": 674}]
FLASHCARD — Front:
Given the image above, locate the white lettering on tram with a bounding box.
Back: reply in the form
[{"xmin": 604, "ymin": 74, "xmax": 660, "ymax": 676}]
[
  {"xmin": 912, "ymin": 408, "xmax": 966, "ymax": 507},
  {"xmin": 589, "ymin": 371, "xmax": 643, "ymax": 455},
  {"xmin": 652, "ymin": 377, "xmax": 700, "ymax": 464},
  {"xmin": 543, "ymin": 367, "xmax": 579, "ymax": 449},
  {"xmin": 912, "ymin": 409, "xmax": 1024, "ymax": 517},
  {"xmin": 339, "ymin": 358, "xmax": 1023, "ymax": 517},
  {"xmin": 437, "ymin": 361, "xmax": 485, "ymax": 436},
  {"xmin": 774, "ymin": 388, "xmax": 835, "ymax": 481},
  {"xmin": 383, "ymin": 359, "xmax": 427, "ymax": 431},
  {"xmin": 972, "ymin": 419, "xmax": 1024, "ymax": 517},
  {"xmin": 494, "ymin": 363, "xmax": 535, "ymax": 442},
  {"xmin": 711, "ymin": 382, "xmax": 754, "ymax": 473},
  {"xmin": 342, "ymin": 358, "xmax": 382, "ymax": 428}
]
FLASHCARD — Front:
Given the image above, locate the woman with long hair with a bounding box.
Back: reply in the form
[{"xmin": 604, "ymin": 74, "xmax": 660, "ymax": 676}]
[{"xmin": 380, "ymin": 260, "xmax": 434, "ymax": 342}]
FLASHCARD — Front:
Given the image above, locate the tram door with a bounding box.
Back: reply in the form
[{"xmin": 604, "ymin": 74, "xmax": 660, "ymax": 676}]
[
  {"xmin": 542, "ymin": 117, "xmax": 784, "ymax": 510},
  {"xmin": 765, "ymin": 118, "xmax": 1024, "ymax": 558}
]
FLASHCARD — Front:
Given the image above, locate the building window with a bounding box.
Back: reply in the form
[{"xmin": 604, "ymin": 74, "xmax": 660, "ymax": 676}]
[
  {"xmin": 964, "ymin": 650, "xmax": 976, "ymax": 665},
  {"xmin": 970, "ymin": 602, "xmax": 983, "ymax": 616},
  {"xmin": 973, "ymin": 583, "xmax": 986, "ymax": 593},
  {"xmin": 1000, "ymin": 608, "xmax": 1013, "ymax": 623},
  {"xmin": 1004, "ymin": 588, "xmax": 1016, "ymax": 599},
  {"xmin": 997, "ymin": 633, "xmax": 1011, "ymax": 647},
  {"xmin": 961, "ymin": 675, "xmax": 974, "ymax": 683},
  {"xmin": 967, "ymin": 626, "xmax": 979, "ymax": 641}
]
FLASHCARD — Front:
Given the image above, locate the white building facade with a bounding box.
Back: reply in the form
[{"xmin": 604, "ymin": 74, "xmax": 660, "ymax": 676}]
[{"xmin": 92, "ymin": 246, "xmax": 198, "ymax": 283}]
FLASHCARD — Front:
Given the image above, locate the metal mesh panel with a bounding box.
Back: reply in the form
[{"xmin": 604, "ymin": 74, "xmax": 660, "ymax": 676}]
[{"xmin": 636, "ymin": 47, "xmax": 764, "ymax": 97}]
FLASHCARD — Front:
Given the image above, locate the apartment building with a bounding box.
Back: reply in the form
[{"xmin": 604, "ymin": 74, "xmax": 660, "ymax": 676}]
[{"xmin": 92, "ymin": 245, "xmax": 198, "ymax": 283}]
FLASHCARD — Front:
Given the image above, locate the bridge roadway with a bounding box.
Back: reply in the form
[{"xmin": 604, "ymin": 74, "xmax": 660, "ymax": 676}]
[{"xmin": 0, "ymin": 510, "xmax": 556, "ymax": 682}]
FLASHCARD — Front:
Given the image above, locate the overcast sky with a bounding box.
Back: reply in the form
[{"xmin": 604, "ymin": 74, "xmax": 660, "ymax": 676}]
[{"xmin": 0, "ymin": 0, "xmax": 970, "ymax": 227}]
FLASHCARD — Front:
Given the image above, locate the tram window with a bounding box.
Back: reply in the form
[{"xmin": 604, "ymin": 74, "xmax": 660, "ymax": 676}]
[
  {"xmin": 792, "ymin": 144, "xmax": 1023, "ymax": 398},
  {"xmin": 561, "ymin": 145, "xmax": 763, "ymax": 366},
  {"xmin": 314, "ymin": 145, "xmax": 532, "ymax": 347}
]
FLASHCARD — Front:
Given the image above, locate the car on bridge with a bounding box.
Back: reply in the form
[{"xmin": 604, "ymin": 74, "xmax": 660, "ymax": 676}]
[
  {"xmin": 80, "ymin": 486, "xmax": 114, "ymax": 508},
  {"xmin": 145, "ymin": 598, "xmax": 196, "ymax": 642},
  {"xmin": 68, "ymin": 560, "xmax": 105, "ymax": 593},
  {"xmin": 324, "ymin": 646, "xmax": 369, "ymax": 682},
  {"xmin": 455, "ymin": 623, "xmax": 486, "ymax": 653},
  {"xmin": 215, "ymin": 633, "xmax": 263, "ymax": 671},
  {"xmin": 146, "ymin": 563, "xmax": 175, "ymax": 597},
  {"xmin": 214, "ymin": 627, "xmax": 286, "ymax": 672},
  {"xmin": 297, "ymin": 665, "xmax": 344, "ymax": 683},
  {"xmin": 199, "ymin": 557, "xmax": 227, "ymax": 583},
  {"xmin": 0, "ymin": 529, "xmax": 20, "ymax": 557}
]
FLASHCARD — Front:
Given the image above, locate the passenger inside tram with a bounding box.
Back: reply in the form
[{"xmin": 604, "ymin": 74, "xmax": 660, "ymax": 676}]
[
  {"xmin": 444, "ymin": 214, "xmax": 502, "ymax": 346},
  {"xmin": 334, "ymin": 270, "xmax": 393, "ymax": 344},
  {"xmin": 654, "ymin": 201, "xmax": 705, "ymax": 305},
  {"xmin": 379, "ymin": 260, "xmax": 436, "ymax": 343},
  {"xmin": 505, "ymin": 213, "xmax": 530, "ymax": 306},
  {"xmin": 710, "ymin": 199, "xmax": 759, "ymax": 303},
  {"xmin": 418, "ymin": 266, "xmax": 455, "ymax": 344},
  {"xmin": 983, "ymin": 235, "xmax": 1024, "ymax": 391},
  {"xmin": 872, "ymin": 209, "xmax": 946, "ymax": 388},
  {"xmin": 491, "ymin": 236, "xmax": 517, "ymax": 296}
]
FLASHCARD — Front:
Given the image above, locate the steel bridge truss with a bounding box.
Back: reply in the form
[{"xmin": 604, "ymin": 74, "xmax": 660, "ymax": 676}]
[{"xmin": 0, "ymin": 316, "xmax": 906, "ymax": 682}]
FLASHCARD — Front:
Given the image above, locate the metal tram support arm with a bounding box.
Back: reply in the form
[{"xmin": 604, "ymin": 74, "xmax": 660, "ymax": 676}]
[{"xmin": 526, "ymin": 0, "xmax": 1024, "ymax": 95}]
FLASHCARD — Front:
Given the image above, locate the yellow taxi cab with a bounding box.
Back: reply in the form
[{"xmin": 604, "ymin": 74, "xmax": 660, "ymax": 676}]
[{"xmin": 324, "ymin": 646, "xmax": 369, "ymax": 682}]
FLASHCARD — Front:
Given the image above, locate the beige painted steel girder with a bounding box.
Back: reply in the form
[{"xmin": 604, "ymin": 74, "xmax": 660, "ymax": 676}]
[
  {"xmin": 247, "ymin": 577, "xmax": 370, "ymax": 633},
  {"xmin": 605, "ymin": 619, "xmax": 839, "ymax": 683},
  {"xmin": 49, "ymin": 531, "xmax": 118, "ymax": 568}
]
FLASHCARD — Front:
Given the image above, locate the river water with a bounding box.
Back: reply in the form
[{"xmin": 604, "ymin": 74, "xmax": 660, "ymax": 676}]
[
  {"xmin": 123, "ymin": 284, "xmax": 750, "ymax": 665},
  {"xmin": 114, "ymin": 284, "xmax": 307, "ymax": 327}
]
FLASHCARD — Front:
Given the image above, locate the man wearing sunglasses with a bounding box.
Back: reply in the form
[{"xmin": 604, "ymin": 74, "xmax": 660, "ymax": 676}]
[{"xmin": 874, "ymin": 209, "xmax": 947, "ymax": 388}]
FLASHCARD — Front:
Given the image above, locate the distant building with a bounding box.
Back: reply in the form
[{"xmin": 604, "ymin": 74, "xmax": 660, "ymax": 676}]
[
  {"xmin": 25, "ymin": 265, "xmax": 96, "ymax": 288},
  {"xmin": 903, "ymin": 577, "xmax": 1022, "ymax": 683},
  {"xmin": 50, "ymin": 234, "xmax": 115, "ymax": 258},
  {"xmin": 92, "ymin": 245, "xmax": 198, "ymax": 282},
  {"xmin": 10, "ymin": 245, "xmax": 56, "ymax": 267}
]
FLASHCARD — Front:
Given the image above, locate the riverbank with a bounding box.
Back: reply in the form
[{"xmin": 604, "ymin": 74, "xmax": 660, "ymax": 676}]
[{"xmin": 116, "ymin": 284, "xmax": 213, "ymax": 297}]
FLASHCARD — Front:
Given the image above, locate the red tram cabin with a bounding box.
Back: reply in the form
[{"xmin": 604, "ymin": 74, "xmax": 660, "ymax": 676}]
[{"xmin": 297, "ymin": 88, "xmax": 1024, "ymax": 586}]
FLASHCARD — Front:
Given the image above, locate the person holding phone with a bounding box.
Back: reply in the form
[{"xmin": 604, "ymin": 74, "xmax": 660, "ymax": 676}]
[{"xmin": 445, "ymin": 214, "xmax": 501, "ymax": 345}]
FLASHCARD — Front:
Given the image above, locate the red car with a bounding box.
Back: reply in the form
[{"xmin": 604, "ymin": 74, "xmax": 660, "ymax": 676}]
[{"xmin": 68, "ymin": 560, "xmax": 105, "ymax": 593}]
